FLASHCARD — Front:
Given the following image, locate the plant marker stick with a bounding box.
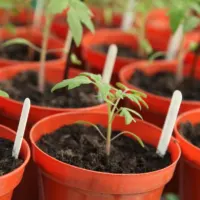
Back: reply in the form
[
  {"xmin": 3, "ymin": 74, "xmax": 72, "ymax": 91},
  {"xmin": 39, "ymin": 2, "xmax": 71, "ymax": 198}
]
[
  {"xmin": 166, "ymin": 24, "xmax": 184, "ymax": 60},
  {"xmin": 12, "ymin": 98, "xmax": 31, "ymax": 159},
  {"xmin": 102, "ymin": 44, "xmax": 118, "ymax": 84},
  {"xmin": 121, "ymin": 0, "xmax": 135, "ymax": 31},
  {"xmin": 33, "ymin": 0, "xmax": 44, "ymax": 28},
  {"xmin": 156, "ymin": 90, "xmax": 182, "ymax": 157}
]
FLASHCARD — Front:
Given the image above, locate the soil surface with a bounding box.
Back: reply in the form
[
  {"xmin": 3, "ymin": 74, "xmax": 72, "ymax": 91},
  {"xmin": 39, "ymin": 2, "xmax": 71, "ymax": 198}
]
[
  {"xmin": 93, "ymin": 44, "xmax": 164, "ymax": 59},
  {"xmin": 0, "ymin": 138, "xmax": 23, "ymax": 176},
  {"xmin": 179, "ymin": 122, "xmax": 200, "ymax": 148},
  {"xmin": 0, "ymin": 71, "xmax": 101, "ymax": 108},
  {"xmin": 37, "ymin": 124, "xmax": 171, "ymax": 174},
  {"xmin": 0, "ymin": 43, "xmax": 58, "ymax": 61},
  {"xmin": 129, "ymin": 70, "xmax": 200, "ymax": 100}
]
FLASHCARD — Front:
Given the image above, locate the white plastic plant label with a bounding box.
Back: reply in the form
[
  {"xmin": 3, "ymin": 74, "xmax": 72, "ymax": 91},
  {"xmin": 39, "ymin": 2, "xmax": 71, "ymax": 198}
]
[
  {"xmin": 121, "ymin": 0, "xmax": 135, "ymax": 31},
  {"xmin": 157, "ymin": 90, "xmax": 182, "ymax": 157},
  {"xmin": 12, "ymin": 98, "xmax": 31, "ymax": 159},
  {"xmin": 166, "ymin": 24, "xmax": 184, "ymax": 60}
]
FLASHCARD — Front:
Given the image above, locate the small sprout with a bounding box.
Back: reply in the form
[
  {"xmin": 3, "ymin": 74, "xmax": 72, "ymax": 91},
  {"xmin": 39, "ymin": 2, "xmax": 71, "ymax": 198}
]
[{"xmin": 52, "ymin": 72, "xmax": 148, "ymax": 157}]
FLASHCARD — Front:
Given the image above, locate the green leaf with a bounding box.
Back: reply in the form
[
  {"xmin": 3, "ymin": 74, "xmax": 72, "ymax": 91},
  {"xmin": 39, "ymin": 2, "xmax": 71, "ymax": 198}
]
[
  {"xmin": 116, "ymin": 82, "xmax": 128, "ymax": 90},
  {"xmin": 130, "ymin": 89, "xmax": 147, "ymax": 98},
  {"xmin": 168, "ymin": 6, "xmax": 185, "ymax": 33},
  {"xmin": 67, "ymin": 7, "xmax": 83, "ymax": 46},
  {"xmin": 164, "ymin": 193, "xmax": 179, "ymax": 200},
  {"xmin": 125, "ymin": 108, "xmax": 143, "ymax": 120},
  {"xmin": 47, "ymin": 0, "xmax": 69, "ymax": 14},
  {"xmin": 184, "ymin": 16, "xmax": 200, "ymax": 32},
  {"xmin": 71, "ymin": 0, "xmax": 95, "ymax": 33},
  {"xmin": 125, "ymin": 93, "xmax": 142, "ymax": 110},
  {"xmin": 52, "ymin": 76, "xmax": 92, "ymax": 92},
  {"xmin": 96, "ymin": 82, "xmax": 112, "ymax": 100},
  {"xmin": 0, "ymin": 90, "xmax": 9, "ymax": 98},
  {"xmin": 79, "ymin": 72, "xmax": 102, "ymax": 82},
  {"xmin": 120, "ymin": 108, "xmax": 135, "ymax": 125},
  {"xmin": 115, "ymin": 90, "xmax": 124, "ymax": 99},
  {"xmin": 70, "ymin": 53, "xmax": 82, "ymax": 65},
  {"xmin": 135, "ymin": 95, "xmax": 149, "ymax": 109}
]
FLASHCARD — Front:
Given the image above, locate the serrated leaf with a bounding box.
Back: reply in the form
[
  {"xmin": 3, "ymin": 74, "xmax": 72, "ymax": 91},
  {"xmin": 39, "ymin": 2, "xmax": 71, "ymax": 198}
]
[
  {"xmin": 67, "ymin": 7, "xmax": 83, "ymax": 46},
  {"xmin": 79, "ymin": 72, "xmax": 102, "ymax": 82},
  {"xmin": 70, "ymin": 0, "xmax": 94, "ymax": 33},
  {"xmin": 120, "ymin": 108, "xmax": 135, "ymax": 125},
  {"xmin": 96, "ymin": 82, "xmax": 112, "ymax": 100},
  {"xmin": 47, "ymin": 0, "xmax": 69, "ymax": 14},
  {"xmin": 52, "ymin": 76, "xmax": 92, "ymax": 92},
  {"xmin": 126, "ymin": 108, "xmax": 143, "ymax": 120},
  {"xmin": 0, "ymin": 90, "xmax": 9, "ymax": 98},
  {"xmin": 115, "ymin": 90, "xmax": 124, "ymax": 99},
  {"xmin": 116, "ymin": 82, "xmax": 127, "ymax": 90},
  {"xmin": 70, "ymin": 53, "xmax": 82, "ymax": 65},
  {"xmin": 125, "ymin": 93, "xmax": 142, "ymax": 110},
  {"xmin": 135, "ymin": 95, "xmax": 149, "ymax": 109},
  {"xmin": 131, "ymin": 89, "xmax": 147, "ymax": 98}
]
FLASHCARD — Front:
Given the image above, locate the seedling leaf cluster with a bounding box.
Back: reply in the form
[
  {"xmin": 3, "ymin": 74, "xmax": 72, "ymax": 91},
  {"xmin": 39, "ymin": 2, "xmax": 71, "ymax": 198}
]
[{"xmin": 52, "ymin": 72, "xmax": 148, "ymax": 156}]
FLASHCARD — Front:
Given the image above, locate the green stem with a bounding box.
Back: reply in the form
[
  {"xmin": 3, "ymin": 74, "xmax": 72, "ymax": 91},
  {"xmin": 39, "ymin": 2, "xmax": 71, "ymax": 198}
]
[
  {"xmin": 38, "ymin": 14, "xmax": 52, "ymax": 92},
  {"xmin": 106, "ymin": 104, "xmax": 112, "ymax": 156}
]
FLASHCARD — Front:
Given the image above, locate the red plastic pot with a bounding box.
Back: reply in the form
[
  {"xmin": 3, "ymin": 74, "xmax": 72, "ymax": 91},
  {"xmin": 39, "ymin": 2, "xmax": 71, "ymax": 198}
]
[
  {"xmin": 0, "ymin": 27, "xmax": 64, "ymax": 68},
  {"xmin": 30, "ymin": 112, "xmax": 181, "ymax": 200},
  {"xmin": 0, "ymin": 63, "xmax": 107, "ymax": 200},
  {"xmin": 82, "ymin": 29, "xmax": 160, "ymax": 75},
  {"xmin": 184, "ymin": 31, "xmax": 200, "ymax": 66},
  {"xmin": 119, "ymin": 60, "xmax": 200, "ymax": 127},
  {"xmin": 174, "ymin": 109, "xmax": 200, "ymax": 200},
  {"xmin": 146, "ymin": 9, "xmax": 171, "ymax": 51},
  {"xmin": 0, "ymin": 125, "xmax": 30, "ymax": 200},
  {"xmin": 0, "ymin": 63, "xmax": 107, "ymax": 134}
]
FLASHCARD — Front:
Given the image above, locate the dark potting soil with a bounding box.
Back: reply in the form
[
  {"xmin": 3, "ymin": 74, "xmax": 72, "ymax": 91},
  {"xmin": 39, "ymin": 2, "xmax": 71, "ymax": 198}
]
[
  {"xmin": 0, "ymin": 43, "xmax": 58, "ymax": 61},
  {"xmin": 179, "ymin": 122, "xmax": 200, "ymax": 148},
  {"xmin": 93, "ymin": 44, "xmax": 165, "ymax": 59},
  {"xmin": 129, "ymin": 70, "xmax": 200, "ymax": 101},
  {"xmin": 37, "ymin": 124, "xmax": 171, "ymax": 174},
  {"xmin": 0, "ymin": 70, "xmax": 101, "ymax": 108},
  {"xmin": 0, "ymin": 138, "xmax": 23, "ymax": 176}
]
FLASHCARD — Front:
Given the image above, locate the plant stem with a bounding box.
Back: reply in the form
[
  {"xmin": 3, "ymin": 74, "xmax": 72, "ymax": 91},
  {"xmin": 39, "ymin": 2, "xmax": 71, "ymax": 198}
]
[
  {"xmin": 63, "ymin": 31, "xmax": 73, "ymax": 79},
  {"xmin": 176, "ymin": 37, "xmax": 185, "ymax": 84},
  {"xmin": 106, "ymin": 104, "xmax": 112, "ymax": 156},
  {"xmin": 38, "ymin": 14, "xmax": 52, "ymax": 92}
]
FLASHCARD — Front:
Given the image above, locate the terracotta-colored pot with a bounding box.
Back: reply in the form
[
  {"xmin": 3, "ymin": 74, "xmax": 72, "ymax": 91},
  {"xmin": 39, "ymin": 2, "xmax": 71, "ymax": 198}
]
[
  {"xmin": 119, "ymin": 60, "xmax": 200, "ymax": 128},
  {"xmin": 0, "ymin": 125, "xmax": 30, "ymax": 200},
  {"xmin": 174, "ymin": 109, "xmax": 200, "ymax": 200},
  {"xmin": 0, "ymin": 27, "xmax": 64, "ymax": 68},
  {"xmin": 30, "ymin": 112, "xmax": 181, "ymax": 200},
  {"xmin": 0, "ymin": 63, "xmax": 107, "ymax": 200},
  {"xmin": 82, "ymin": 29, "xmax": 164, "ymax": 75},
  {"xmin": 146, "ymin": 9, "xmax": 171, "ymax": 51}
]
